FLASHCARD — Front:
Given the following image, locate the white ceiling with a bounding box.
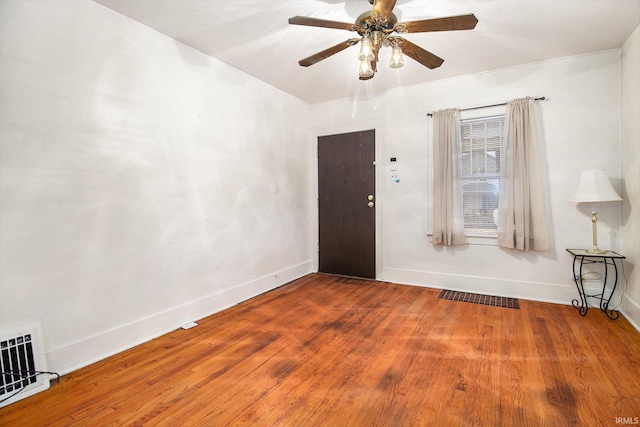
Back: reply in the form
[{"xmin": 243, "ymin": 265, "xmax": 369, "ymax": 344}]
[{"xmin": 93, "ymin": 0, "xmax": 640, "ymax": 104}]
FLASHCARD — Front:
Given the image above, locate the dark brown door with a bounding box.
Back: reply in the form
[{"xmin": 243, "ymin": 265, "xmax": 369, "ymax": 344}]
[{"xmin": 318, "ymin": 130, "xmax": 375, "ymax": 279}]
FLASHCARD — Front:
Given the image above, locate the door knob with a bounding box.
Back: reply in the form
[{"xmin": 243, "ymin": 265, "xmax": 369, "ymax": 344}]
[
  {"xmin": 368, "ymin": 195, "xmax": 374, "ymax": 201},
  {"xmin": 367, "ymin": 201, "xmax": 374, "ymax": 208}
]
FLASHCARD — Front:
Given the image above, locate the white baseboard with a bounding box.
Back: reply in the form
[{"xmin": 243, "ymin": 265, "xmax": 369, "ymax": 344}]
[
  {"xmin": 382, "ymin": 267, "xmax": 640, "ymax": 333},
  {"xmin": 47, "ymin": 262, "xmax": 313, "ymax": 375},
  {"xmin": 382, "ymin": 267, "xmax": 584, "ymax": 306},
  {"xmin": 46, "ymin": 263, "xmax": 638, "ymax": 374},
  {"xmin": 622, "ymin": 294, "xmax": 640, "ymax": 331}
]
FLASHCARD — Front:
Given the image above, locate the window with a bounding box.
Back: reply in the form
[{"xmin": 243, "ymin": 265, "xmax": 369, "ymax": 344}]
[{"xmin": 460, "ymin": 115, "xmax": 504, "ymax": 234}]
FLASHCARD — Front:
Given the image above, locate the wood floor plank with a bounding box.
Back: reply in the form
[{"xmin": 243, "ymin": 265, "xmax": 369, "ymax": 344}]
[{"xmin": 2, "ymin": 273, "xmax": 640, "ymax": 426}]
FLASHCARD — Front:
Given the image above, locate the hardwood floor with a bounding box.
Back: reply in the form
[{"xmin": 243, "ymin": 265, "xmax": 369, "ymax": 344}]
[{"xmin": 2, "ymin": 273, "xmax": 640, "ymax": 426}]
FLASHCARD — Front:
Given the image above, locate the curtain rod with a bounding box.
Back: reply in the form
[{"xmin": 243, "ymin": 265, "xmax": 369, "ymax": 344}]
[{"xmin": 426, "ymin": 96, "xmax": 546, "ymax": 117}]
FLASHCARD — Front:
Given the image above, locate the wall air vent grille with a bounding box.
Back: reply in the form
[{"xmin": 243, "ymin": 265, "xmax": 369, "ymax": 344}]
[{"xmin": 0, "ymin": 322, "xmax": 50, "ymax": 408}]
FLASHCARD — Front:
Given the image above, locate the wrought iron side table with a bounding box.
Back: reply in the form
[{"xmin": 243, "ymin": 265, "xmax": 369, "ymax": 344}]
[{"xmin": 566, "ymin": 249, "xmax": 625, "ymax": 320}]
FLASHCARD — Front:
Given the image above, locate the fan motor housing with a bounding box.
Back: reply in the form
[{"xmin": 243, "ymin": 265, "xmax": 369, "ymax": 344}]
[{"xmin": 355, "ymin": 11, "xmax": 398, "ymax": 34}]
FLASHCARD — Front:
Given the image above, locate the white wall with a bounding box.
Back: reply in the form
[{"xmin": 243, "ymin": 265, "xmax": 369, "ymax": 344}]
[
  {"xmin": 1, "ymin": 2, "xmax": 636, "ymax": 380},
  {"xmin": 0, "ymin": 0, "xmax": 314, "ymax": 374},
  {"xmin": 311, "ymin": 49, "xmax": 627, "ymax": 310},
  {"xmin": 621, "ymin": 25, "xmax": 640, "ymax": 328}
]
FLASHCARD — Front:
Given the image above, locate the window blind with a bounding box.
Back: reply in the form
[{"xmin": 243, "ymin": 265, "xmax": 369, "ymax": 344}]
[{"xmin": 460, "ymin": 115, "xmax": 504, "ymax": 230}]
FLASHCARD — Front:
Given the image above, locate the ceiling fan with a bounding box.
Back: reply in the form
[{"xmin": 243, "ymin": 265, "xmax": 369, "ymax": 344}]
[{"xmin": 289, "ymin": 0, "xmax": 478, "ymax": 80}]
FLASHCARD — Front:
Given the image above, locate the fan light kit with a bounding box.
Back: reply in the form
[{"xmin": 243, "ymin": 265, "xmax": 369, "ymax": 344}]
[{"xmin": 289, "ymin": 0, "xmax": 478, "ymax": 80}]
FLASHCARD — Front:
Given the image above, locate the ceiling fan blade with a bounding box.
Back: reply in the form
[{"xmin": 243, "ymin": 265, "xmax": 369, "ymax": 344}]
[
  {"xmin": 298, "ymin": 39, "xmax": 360, "ymax": 67},
  {"xmin": 401, "ymin": 14, "xmax": 478, "ymax": 33},
  {"xmin": 289, "ymin": 16, "xmax": 355, "ymax": 31},
  {"xmin": 400, "ymin": 39, "xmax": 444, "ymax": 69},
  {"xmin": 372, "ymin": 0, "xmax": 398, "ymax": 19}
]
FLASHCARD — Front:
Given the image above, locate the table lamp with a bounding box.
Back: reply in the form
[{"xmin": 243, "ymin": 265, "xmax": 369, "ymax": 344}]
[{"xmin": 569, "ymin": 169, "xmax": 622, "ymax": 254}]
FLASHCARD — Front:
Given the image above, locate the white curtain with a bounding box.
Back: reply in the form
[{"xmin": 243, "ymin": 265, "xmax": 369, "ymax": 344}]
[
  {"xmin": 496, "ymin": 97, "xmax": 550, "ymax": 251},
  {"xmin": 432, "ymin": 109, "xmax": 467, "ymax": 246}
]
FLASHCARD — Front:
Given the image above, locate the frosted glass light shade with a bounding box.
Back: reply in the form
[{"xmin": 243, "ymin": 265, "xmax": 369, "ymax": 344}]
[
  {"xmin": 389, "ymin": 45, "xmax": 404, "ymax": 68},
  {"xmin": 358, "ymin": 59, "xmax": 373, "ymax": 78},
  {"xmin": 358, "ymin": 36, "xmax": 374, "ymax": 62},
  {"xmin": 569, "ymin": 169, "xmax": 621, "ymax": 203}
]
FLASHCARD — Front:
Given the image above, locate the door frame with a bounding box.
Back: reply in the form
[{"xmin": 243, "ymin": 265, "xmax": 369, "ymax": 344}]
[{"xmin": 311, "ymin": 119, "xmax": 385, "ymax": 280}]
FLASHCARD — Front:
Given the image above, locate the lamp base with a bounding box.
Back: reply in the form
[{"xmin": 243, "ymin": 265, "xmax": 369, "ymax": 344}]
[
  {"xmin": 585, "ymin": 211, "xmax": 607, "ymax": 254},
  {"xmin": 585, "ymin": 246, "xmax": 607, "ymax": 254}
]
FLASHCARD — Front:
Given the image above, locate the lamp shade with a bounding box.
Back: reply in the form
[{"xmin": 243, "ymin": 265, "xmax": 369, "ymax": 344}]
[{"xmin": 569, "ymin": 169, "xmax": 622, "ymax": 203}]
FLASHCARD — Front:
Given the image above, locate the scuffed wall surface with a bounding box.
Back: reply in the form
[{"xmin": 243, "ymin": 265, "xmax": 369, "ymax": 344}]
[{"xmin": 0, "ymin": 0, "xmax": 313, "ymax": 372}]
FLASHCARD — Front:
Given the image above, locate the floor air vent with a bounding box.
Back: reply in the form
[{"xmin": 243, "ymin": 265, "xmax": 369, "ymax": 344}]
[
  {"xmin": 438, "ymin": 289, "xmax": 520, "ymax": 309},
  {"xmin": 1, "ymin": 321, "xmax": 50, "ymax": 408}
]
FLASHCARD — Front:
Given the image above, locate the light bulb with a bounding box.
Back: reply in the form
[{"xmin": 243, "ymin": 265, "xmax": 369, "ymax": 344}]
[
  {"xmin": 389, "ymin": 45, "xmax": 404, "ymax": 69},
  {"xmin": 358, "ymin": 35, "xmax": 374, "ymax": 62},
  {"xmin": 358, "ymin": 59, "xmax": 374, "ymax": 78}
]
